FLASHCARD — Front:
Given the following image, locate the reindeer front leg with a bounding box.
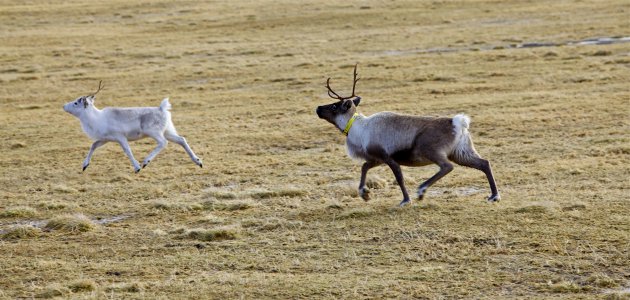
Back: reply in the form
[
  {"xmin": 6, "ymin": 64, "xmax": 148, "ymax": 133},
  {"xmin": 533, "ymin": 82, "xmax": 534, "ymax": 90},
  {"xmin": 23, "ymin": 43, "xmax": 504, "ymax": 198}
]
[
  {"xmin": 83, "ymin": 140, "xmax": 107, "ymax": 171},
  {"xmin": 116, "ymin": 138, "xmax": 141, "ymax": 173},
  {"xmin": 358, "ymin": 161, "xmax": 380, "ymax": 201},
  {"xmin": 384, "ymin": 158, "xmax": 411, "ymax": 207}
]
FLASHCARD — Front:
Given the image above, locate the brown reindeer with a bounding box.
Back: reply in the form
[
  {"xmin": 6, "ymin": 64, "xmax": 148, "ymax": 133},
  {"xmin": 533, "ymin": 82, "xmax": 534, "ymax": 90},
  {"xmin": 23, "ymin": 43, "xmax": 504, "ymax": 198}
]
[{"xmin": 316, "ymin": 65, "xmax": 500, "ymax": 206}]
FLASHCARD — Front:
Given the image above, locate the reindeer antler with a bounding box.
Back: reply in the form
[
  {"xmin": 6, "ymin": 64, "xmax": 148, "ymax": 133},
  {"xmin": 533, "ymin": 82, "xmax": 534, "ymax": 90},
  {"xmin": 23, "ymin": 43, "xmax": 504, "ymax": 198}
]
[
  {"xmin": 89, "ymin": 80, "xmax": 104, "ymax": 97},
  {"xmin": 326, "ymin": 64, "xmax": 360, "ymax": 100}
]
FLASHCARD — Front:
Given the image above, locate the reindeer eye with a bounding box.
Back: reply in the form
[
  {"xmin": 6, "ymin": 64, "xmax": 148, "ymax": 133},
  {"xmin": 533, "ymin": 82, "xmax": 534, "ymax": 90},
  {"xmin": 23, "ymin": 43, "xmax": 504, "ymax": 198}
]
[
  {"xmin": 74, "ymin": 102, "xmax": 78, "ymax": 106},
  {"xmin": 331, "ymin": 105, "xmax": 337, "ymax": 111}
]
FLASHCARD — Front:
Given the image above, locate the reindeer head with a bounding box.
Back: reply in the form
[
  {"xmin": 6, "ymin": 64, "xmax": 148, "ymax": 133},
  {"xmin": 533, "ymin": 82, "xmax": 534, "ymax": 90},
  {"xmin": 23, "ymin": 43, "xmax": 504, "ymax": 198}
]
[
  {"xmin": 63, "ymin": 81, "xmax": 103, "ymax": 117},
  {"xmin": 316, "ymin": 64, "xmax": 361, "ymax": 130}
]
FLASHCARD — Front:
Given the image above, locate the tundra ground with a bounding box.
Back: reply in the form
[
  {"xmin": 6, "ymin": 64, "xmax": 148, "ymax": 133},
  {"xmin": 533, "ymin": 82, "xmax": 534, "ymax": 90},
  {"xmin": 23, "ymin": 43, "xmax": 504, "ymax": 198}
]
[{"xmin": 1, "ymin": 0, "xmax": 629, "ymax": 298}]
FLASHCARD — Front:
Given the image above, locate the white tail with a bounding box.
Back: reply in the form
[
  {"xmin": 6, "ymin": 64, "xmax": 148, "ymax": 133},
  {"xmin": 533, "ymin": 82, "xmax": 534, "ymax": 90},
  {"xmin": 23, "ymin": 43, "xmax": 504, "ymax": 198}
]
[
  {"xmin": 452, "ymin": 113, "xmax": 471, "ymax": 150},
  {"xmin": 451, "ymin": 114, "xmax": 476, "ymax": 165},
  {"xmin": 452, "ymin": 113, "xmax": 470, "ymax": 133},
  {"xmin": 160, "ymin": 98, "xmax": 172, "ymax": 111}
]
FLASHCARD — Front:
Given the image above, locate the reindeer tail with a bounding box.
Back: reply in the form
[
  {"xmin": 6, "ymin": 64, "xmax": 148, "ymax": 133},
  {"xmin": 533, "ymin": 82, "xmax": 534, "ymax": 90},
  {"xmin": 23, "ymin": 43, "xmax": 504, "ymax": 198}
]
[
  {"xmin": 452, "ymin": 114, "xmax": 470, "ymax": 134},
  {"xmin": 160, "ymin": 98, "xmax": 172, "ymax": 112},
  {"xmin": 452, "ymin": 114, "xmax": 478, "ymax": 162}
]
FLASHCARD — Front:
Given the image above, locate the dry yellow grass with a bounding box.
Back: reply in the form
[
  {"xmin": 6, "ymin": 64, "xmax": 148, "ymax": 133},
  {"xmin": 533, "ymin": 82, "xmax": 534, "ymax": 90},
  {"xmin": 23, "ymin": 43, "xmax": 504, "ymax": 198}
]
[{"xmin": 1, "ymin": 0, "xmax": 629, "ymax": 298}]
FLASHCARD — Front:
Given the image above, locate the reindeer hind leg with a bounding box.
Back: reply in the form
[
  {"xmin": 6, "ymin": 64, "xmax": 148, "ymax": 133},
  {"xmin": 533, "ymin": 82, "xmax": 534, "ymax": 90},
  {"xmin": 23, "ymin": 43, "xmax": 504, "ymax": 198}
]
[
  {"xmin": 416, "ymin": 157, "xmax": 454, "ymax": 200},
  {"xmin": 164, "ymin": 126, "xmax": 202, "ymax": 168},
  {"xmin": 450, "ymin": 153, "xmax": 500, "ymax": 202}
]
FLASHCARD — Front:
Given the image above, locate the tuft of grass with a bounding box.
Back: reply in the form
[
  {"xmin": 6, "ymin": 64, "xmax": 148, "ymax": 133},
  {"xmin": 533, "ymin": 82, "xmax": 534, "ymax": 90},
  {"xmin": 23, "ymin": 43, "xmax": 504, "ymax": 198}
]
[
  {"xmin": 44, "ymin": 214, "xmax": 96, "ymax": 232},
  {"xmin": 37, "ymin": 201, "xmax": 74, "ymax": 210},
  {"xmin": 105, "ymin": 282, "xmax": 141, "ymax": 293},
  {"xmin": 603, "ymin": 292, "xmax": 630, "ymax": 300},
  {"xmin": 151, "ymin": 229, "xmax": 168, "ymax": 236},
  {"xmin": 205, "ymin": 190, "xmax": 238, "ymax": 199},
  {"xmin": 562, "ymin": 204, "xmax": 587, "ymax": 211},
  {"xmin": 1, "ymin": 225, "xmax": 41, "ymax": 239},
  {"xmin": 51, "ymin": 184, "xmax": 78, "ymax": 194},
  {"xmin": 168, "ymin": 227, "xmax": 187, "ymax": 235},
  {"xmin": 338, "ymin": 207, "xmax": 375, "ymax": 219},
  {"xmin": 199, "ymin": 213, "xmax": 225, "ymax": 224},
  {"xmin": 149, "ymin": 200, "xmax": 203, "ymax": 212},
  {"xmin": 418, "ymin": 203, "xmax": 440, "ymax": 210},
  {"xmin": 35, "ymin": 285, "xmax": 70, "ymax": 298},
  {"xmin": 242, "ymin": 217, "xmax": 302, "ymax": 231},
  {"xmin": 365, "ymin": 175, "xmax": 388, "ymax": 189},
  {"xmin": 249, "ymin": 188, "xmax": 307, "ymax": 199},
  {"xmin": 586, "ymin": 273, "xmax": 618, "ymax": 288},
  {"xmin": 68, "ymin": 279, "xmax": 97, "ymax": 293},
  {"xmin": 0, "ymin": 206, "xmax": 36, "ymax": 218},
  {"xmin": 327, "ymin": 199, "xmax": 344, "ymax": 209},
  {"xmin": 110, "ymin": 175, "xmax": 133, "ymax": 183},
  {"xmin": 149, "ymin": 201, "xmax": 171, "ymax": 210},
  {"xmin": 336, "ymin": 184, "xmax": 359, "ymax": 197},
  {"xmin": 241, "ymin": 218, "xmax": 264, "ymax": 228},
  {"xmin": 546, "ymin": 281, "xmax": 588, "ymax": 293},
  {"xmin": 514, "ymin": 205, "xmax": 549, "ymax": 214},
  {"xmin": 18, "ymin": 104, "xmax": 44, "ymax": 110},
  {"xmin": 543, "ymin": 51, "xmax": 558, "ymax": 57},
  {"xmin": 183, "ymin": 226, "xmax": 240, "ymax": 242},
  {"xmin": 591, "ymin": 50, "xmax": 612, "ymax": 56},
  {"xmin": 202, "ymin": 200, "xmax": 257, "ymax": 211},
  {"xmin": 10, "ymin": 142, "xmax": 26, "ymax": 149}
]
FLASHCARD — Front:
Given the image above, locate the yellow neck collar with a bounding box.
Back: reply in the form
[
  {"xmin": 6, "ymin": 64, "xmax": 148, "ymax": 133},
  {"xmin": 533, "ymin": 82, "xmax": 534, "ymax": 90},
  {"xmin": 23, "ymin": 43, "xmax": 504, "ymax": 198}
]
[{"xmin": 343, "ymin": 113, "xmax": 359, "ymax": 136}]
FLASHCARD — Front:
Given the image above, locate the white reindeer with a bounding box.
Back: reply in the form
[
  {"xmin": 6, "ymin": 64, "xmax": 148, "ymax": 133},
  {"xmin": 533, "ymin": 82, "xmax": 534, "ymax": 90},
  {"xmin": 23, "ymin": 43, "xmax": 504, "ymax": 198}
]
[
  {"xmin": 316, "ymin": 66, "xmax": 500, "ymax": 206},
  {"xmin": 63, "ymin": 82, "xmax": 203, "ymax": 173}
]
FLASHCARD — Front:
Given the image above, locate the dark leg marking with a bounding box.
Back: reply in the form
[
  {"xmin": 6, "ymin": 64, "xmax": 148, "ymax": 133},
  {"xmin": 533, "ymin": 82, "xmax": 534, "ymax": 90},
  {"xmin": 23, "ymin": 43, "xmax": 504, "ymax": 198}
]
[
  {"xmin": 358, "ymin": 161, "xmax": 380, "ymax": 201},
  {"xmin": 417, "ymin": 161, "xmax": 453, "ymax": 200},
  {"xmin": 384, "ymin": 158, "xmax": 411, "ymax": 206},
  {"xmin": 452, "ymin": 156, "xmax": 500, "ymax": 202}
]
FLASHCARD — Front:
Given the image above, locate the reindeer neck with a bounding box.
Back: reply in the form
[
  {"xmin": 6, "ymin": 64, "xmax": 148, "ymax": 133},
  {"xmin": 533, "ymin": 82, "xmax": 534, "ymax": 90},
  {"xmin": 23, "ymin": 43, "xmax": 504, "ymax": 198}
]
[
  {"xmin": 79, "ymin": 106, "xmax": 101, "ymax": 121},
  {"xmin": 336, "ymin": 112, "xmax": 363, "ymax": 136}
]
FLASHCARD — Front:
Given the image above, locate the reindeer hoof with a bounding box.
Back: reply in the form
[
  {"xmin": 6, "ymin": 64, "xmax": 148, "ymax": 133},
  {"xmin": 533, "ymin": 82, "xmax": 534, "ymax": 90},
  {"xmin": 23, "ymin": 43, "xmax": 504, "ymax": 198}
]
[
  {"xmin": 416, "ymin": 186, "xmax": 427, "ymax": 200},
  {"xmin": 194, "ymin": 158, "xmax": 203, "ymax": 168},
  {"xmin": 82, "ymin": 164, "xmax": 89, "ymax": 172},
  {"xmin": 134, "ymin": 168, "xmax": 141, "ymax": 173},
  {"xmin": 398, "ymin": 199, "xmax": 411, "ymax": 207},
  {"xmin": 487, "ymin": 194, "xmax": 500, "ymax": 203},
  {"xmin": 359, "ymin": 187, "xmax": 370, "ymax": 201},
  {"xmin": 142, "ymin": 161, "xmax": 150, "ymax": 169}
]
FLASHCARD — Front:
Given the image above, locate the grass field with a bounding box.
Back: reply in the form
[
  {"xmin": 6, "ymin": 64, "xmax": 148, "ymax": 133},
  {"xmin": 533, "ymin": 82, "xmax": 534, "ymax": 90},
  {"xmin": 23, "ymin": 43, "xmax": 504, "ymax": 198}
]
[{"xmin": 1, "ymin": 0, "xmax": 629, "ymax": 298}]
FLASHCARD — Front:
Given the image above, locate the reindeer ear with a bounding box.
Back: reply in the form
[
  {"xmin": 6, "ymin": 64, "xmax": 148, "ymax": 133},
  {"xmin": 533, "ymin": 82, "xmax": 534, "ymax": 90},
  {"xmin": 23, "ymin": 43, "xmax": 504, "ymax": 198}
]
[
  {"xmin": 83, "ymin": 96, "xmax": 94, "ymax": 108},
  {"xmin": 342, "ymin": 100, "xmax": 353, "ymax": 112},
  {"xmin": 353, "ymin": 96, "xmax": 361, "ymax": 107}
]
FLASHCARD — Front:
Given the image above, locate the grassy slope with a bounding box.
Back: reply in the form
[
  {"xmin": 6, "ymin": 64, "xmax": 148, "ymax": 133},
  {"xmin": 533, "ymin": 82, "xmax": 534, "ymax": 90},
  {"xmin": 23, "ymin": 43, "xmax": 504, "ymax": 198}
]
[{"xmin": 1, "ymin": 0, "xmax": 629, "ymax": 298}]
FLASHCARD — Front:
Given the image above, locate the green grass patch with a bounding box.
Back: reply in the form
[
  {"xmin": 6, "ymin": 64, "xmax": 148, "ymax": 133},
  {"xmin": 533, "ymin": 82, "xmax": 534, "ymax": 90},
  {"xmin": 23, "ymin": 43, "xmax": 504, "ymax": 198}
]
[
  {"xmin": 105, "ymin": 282, "xmax": 142, "ymax": 293},
  {"xmin": 1, "ymin": 225, "xmax": 41, "ymax": 239},
  {"xmin": 35, "ymin": 285, "xmax": 70, "ymax": 299},
  {"xmin": 68, "ymin": 279, "xmax": 97, "ymax": 293},
  {"xmin": 0, "ymin": 206, "xmax": 36, "ymax": 218},
  {"xmin": 149, "ymin": 200, "xmax": 203, "ymax": 211},
  {"xmin": 250, "ymin": 188, "xmax": 307, "ymax": 199},
  {"xmin": 183, "ymin": 226, "xmax": 240, "ymax": 242},
  {"xmin": 202, "ymin": 200, "xmax": 257, "ymax": 211},
  {"xmin": 514, "ymin": 205, "xmax": 549, "ymax": 214},
  {"xmin": 205, "ymin": 190, "xmax": 238, "ymax": 199},
  {"xmin": 44, "ymin": 214, "xmax": 96, "ymax": 232},
  {"xmin": 37, "ymin": 201, "xmax": 74, "ymax": 210},
  {"xmin": 337, "ymin": 207, "xmax": 375, "ymax": 219}
]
